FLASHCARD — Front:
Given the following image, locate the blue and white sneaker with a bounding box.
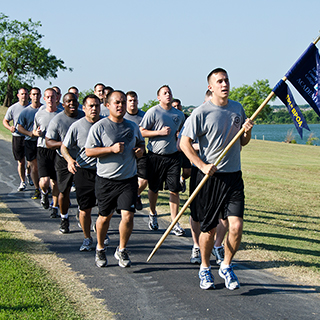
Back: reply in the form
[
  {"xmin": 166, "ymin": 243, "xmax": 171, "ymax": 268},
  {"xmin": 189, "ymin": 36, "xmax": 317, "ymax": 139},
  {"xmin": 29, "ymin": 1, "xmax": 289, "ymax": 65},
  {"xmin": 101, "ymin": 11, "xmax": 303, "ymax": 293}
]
[
  {"xmin": 198, "ymin": 268, "xmax": 215, "ymax": 290},
  {"xmin": 212, "ymin": 246, "xmax": 224, "ymax": 265},
  {"xmin": 219, "ymin": 265, "xmax": 240, "ymax": 290}
]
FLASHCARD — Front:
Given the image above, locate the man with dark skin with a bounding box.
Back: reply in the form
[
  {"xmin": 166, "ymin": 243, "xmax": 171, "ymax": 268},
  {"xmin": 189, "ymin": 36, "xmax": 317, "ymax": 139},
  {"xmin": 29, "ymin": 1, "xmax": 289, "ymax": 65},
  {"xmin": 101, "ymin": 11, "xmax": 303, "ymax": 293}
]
[{"xmin": 46, "ymin": 93, "xmax": 84, "ymax": 233}]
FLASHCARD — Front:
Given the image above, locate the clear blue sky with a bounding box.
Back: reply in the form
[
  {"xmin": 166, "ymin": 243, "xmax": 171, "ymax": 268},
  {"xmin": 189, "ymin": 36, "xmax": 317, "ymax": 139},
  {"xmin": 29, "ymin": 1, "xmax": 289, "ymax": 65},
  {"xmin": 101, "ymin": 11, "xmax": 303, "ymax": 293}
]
[{"xmin": 2, "ymin": 0, "xmax": 319, "ymax": 106}]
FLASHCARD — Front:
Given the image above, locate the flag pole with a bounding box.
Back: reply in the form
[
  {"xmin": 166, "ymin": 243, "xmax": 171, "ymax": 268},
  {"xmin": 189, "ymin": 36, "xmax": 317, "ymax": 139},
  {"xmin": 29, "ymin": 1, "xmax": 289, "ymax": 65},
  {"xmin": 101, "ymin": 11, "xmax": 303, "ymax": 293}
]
[{"xmin": 146, "ymin": 34, "xmax": 320, "ymax": 263}]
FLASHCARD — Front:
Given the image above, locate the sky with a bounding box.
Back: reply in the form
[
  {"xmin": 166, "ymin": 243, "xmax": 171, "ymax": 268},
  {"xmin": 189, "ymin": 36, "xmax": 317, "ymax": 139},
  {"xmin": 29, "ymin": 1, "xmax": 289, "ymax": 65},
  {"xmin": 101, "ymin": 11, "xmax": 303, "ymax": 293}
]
[{"xmin": 1, "ymin": 0, "xmax": 320, "ymax": 107}]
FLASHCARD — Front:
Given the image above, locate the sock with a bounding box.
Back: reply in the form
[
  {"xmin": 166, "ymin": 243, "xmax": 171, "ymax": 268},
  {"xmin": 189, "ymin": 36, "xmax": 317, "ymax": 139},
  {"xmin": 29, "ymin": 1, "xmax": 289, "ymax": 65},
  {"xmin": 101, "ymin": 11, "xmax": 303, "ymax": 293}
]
[
  {"xmin": 214, "ymin": 245, "xmax": 223, "ymax": 249},
  {"xmin": 61, "ymin": 213, "xmax": 68, "ymax": 219},
  {"xmin": 200, "ymin": 264, "xmax": 211, "ymax": 272},
  {"xmin": 193, "ymin": 245, "xmax": 200, "ymax": 249},
  {"xmin": 220, "ymin": 262, "xmax": 230, "ymax": 269}
]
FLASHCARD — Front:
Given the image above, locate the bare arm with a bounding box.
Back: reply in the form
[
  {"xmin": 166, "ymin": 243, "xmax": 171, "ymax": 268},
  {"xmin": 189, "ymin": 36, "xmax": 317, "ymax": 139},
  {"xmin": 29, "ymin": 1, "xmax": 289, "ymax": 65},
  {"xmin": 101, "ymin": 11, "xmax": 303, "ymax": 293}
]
[
  {"xmin": 85, "ymin": 142, "xmax": 124, "ymax": 158},
  {"xmin": 180, "ymin": 135, "xmax": 216, "ymax": 176},
  {"xmin": 140, "ymin": 126, "xmax": 171, "ymax": 138},
  {"xmin": 45, "ymin": 137, "xmax": 62, "ymax": 150},
  {"xmin": 240, "ymin": 119, "xmax": 254, "ymax": 146},
  {"xmin": 61, "ymin": 144, "xmax": 78, "ymax": 174},
  {"xmin": 3, "ymin": 118, "xmax": 16, "ymax": 133},
  {"xmin": 17, "ymin": 124, "xmax": 33, "ymax": 138}
]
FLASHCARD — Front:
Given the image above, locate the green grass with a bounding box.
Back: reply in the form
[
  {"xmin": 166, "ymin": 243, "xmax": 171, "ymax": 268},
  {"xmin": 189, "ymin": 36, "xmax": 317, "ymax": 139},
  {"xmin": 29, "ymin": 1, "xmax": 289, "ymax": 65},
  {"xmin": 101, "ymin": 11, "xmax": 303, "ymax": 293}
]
[{"xmin": 0, "ymin": 229, "xmax": 83, "ymax": 319}]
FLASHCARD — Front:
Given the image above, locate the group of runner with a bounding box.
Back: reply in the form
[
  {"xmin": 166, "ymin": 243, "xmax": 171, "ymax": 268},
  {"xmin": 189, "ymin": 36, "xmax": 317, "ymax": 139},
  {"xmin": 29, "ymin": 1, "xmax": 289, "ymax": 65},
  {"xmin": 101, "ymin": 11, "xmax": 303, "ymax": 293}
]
[{"xmin": 2, "ymin": 68, "xmax": 253, "ymax": 291}]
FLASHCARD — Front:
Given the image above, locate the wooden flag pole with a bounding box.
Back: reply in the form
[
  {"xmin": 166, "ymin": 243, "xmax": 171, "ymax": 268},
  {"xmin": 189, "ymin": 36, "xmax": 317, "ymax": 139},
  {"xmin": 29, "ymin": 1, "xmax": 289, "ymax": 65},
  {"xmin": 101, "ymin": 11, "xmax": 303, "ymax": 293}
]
[{"xmin": 146, "ymin": 35, "xmax": 320, "ymax": 263}]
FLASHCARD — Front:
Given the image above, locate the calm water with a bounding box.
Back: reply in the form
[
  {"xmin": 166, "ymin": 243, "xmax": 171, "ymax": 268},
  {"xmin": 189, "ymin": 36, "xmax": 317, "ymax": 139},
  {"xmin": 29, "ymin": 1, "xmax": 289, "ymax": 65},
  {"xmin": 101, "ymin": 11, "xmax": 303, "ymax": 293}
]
[{"xmin": 252, "ymin": 124, "xmax": 320, "ymax": 145}]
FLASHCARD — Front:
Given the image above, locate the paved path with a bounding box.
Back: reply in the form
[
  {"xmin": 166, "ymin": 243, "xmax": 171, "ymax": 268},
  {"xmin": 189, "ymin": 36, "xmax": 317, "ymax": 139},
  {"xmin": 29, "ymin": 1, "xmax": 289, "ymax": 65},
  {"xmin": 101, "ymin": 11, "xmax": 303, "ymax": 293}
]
[{"xmin": 0, "ymin": 138, "xmax": 319, "ymax": 319}]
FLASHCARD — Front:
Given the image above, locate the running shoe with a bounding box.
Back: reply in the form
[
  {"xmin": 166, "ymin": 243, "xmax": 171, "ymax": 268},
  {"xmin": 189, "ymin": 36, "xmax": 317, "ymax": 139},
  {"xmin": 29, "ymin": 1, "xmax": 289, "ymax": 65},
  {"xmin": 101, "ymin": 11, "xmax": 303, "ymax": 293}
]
[
  {"xmin": 212, "ymin": 246, "xmax": 224, "ymax": 265},
  {"xmin": 17, "ymin": 181, "xmax": 26, "ymax": 191},
  {"xmin": 136, "ymin": 195, "xmax": 143, "ymax": 210},
  {"xmin": 148, "ymin": 213, "xmax": 159, "ymax": 231},
  {"xmin": 80, "ymin": 237, "xmax": 94, "ymax": 251},
  {"xmin": 41, "ymin": 191, "xmax": 49, "ymax": 209},
  {"xmin": 219, "ymin": 265, "xmax": 240, "ymax": 290},
  {"xmin": 171, "ymin": 222, "xmax": 185, "ymax": 236},
  {"xmin": 50, "ymin": 207, "xmax": 59, "ymax": 218},
  {"xmin": 26, "ymin": 174, "xmax": 34, "ymax": 186},
  {"xmin": 31, "ymin": 189, "xmax": 41, "ymax": 200},
  {"xmin": 199, "ymin": 268, "xmax": 215, "ymax": 290},
  {"xmin": 59, "ymin": 218, "xmax": 70, "ymax": 234},
  {"xmin": 190, "ymin": 247, "xmax": 201, "ymax": 264},
  {"xmin": 104, "ymin": 234, "xmax": 110, "ymax": 247},
  {"xmin": 114, "ymin": 247, "xmax": 131, "ymax": 267},
  {"xmin": 95, "ymin": 248, "xmax": 107, "ymax": 267}
]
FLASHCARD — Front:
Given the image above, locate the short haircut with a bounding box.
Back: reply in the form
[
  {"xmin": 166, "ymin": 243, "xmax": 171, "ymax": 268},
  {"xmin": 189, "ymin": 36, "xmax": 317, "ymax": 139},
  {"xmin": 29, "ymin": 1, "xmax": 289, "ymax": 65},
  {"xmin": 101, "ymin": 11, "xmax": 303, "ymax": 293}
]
[
  {"xmin": 157, "ymin": 85, "xmax": 171, "ymax": 96},
  {"xmin": 63, "ymin": 92, "xmax": 77, "ymax": 103},
  {"xmin": 44, "ymin": 88, "xmax": 56, "ymax": 96},
  {"xmin": 83, "ymin": 94, "xmax": 100, "ymax": 106},
  {"xmin": 106, "ymin": 90, "xmax": 126, "ymax": 104},
  {"xmin": 104, "ymin": 86, "xmax": 114, "ymax": 93},
  {"xmin": 126, "ymin": 91, "xmax": 138, "ymax": 99},
  {"xmin": 205, "ymin": 89, "xmax": 212, "ymax": 98},
  {"xmin": 68, "ymin": 86, "xmax": 79, "ymax": 93},
  {"xmin": 207, "ymin": 68, "xmax": 228, "ymax": 83},
  {"xmin": 94, "ymin": 83, "xmax": 105, "ymax": 90},
  {"xmin": 52, "ymin": 86, "xmax": 61, "ymax": 94},
  {"xmin": 18, "ymin": 87, "xmax": 28, "ymax": 94},
  {"xmin": 30, "ymin": 87, "xmax": 41, "ymax": 94},
  {"xmin": 172, "ymin": 98, "xmax": 181, "ymax": 105}
]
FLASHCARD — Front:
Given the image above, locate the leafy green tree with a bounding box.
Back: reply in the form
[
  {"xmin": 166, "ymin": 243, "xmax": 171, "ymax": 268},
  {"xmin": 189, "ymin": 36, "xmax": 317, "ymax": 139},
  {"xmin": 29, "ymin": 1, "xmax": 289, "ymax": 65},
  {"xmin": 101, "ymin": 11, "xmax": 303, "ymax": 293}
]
[
  {"xmin": 0, "ymin": 13, "xmax": 72, "ymax": 107},
  {"xmin": 229, "ymin": 79, "xmax": 275, "ymax": 122},
  {"xmin": 141, "ymin": 99, "xmax": 158, "ymax": 112},
  {"xmin": 0, "ymin": 79, "xmax": 32, "ymax": 105},
  {"xmin": 78, "ymin": 89, "xmax": 94, "ymax": 105}
]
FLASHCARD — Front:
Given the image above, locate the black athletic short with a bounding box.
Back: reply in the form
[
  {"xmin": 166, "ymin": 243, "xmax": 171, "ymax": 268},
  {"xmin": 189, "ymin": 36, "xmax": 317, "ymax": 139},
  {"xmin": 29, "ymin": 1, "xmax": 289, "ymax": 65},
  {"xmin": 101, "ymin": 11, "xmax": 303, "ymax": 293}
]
[
  {"xmin": 74, "ymin": 167, "xmax": 97, "ymax": 210},
  {"xmin": 181, "ymin": 152, "xmax": 192, "ymax": 169},
  {"xmin": 190, "ymin": 167, "xmax": 245, "ymax": 232},
  {"xmin": 12, "ymin": 136, "xmax": 25, "ymax": 161},
  {"xmin": 95, "ymin": 175, "xmax": 138, "ymax": 217},
  {"xmin": 147, "ymin": 151, "xmax": 182, "ymax": 193},
  {"xmin": 24, "ymin": 140, "xmax": 37, "ymax": 162},
  {"xmin": 37, "ymin": 147, "xmax": 57, "ymax": 180},
  {"xmin": 137, "ymin": 153, "xmax": 147, "ymax": 179},
  {"xmin": 54, "ymin": 155, "xmax": 74, "ymax": 193}
]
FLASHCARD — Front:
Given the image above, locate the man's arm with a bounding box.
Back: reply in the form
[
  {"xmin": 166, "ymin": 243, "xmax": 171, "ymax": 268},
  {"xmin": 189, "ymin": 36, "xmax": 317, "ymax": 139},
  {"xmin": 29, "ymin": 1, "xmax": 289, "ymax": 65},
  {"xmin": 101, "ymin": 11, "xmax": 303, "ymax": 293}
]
[
  {"xmin": 180, "ymin": 135, "xmax": 216, "ymax": 176},
  {"xmin": 61, "ymin": 144, "xmax": 78, "ymax": 174},
  {"xmin": 85, "ymin": 142, "xmax": 124, "ymax": 158},
  {"xmin": 240, "ymin": 119, "xmax": 254, "ymax": 146},
  {"xmin": 133, "ymin": 143, "xmax": 145, "ymax": 159},
  {"xmin": 45, "ymin": 137, "xmax": 62, "ymax": 150},
  {"xmin": 139, "ymin": 126, "xmax": 171, "ymax": 138},
  {"xmin": 2, "ymin": 118, "xmax": 15, "ymax": 133},
  {"xmin": 17, "ymin": 124, "xmax": 33, "ymax": 138}
]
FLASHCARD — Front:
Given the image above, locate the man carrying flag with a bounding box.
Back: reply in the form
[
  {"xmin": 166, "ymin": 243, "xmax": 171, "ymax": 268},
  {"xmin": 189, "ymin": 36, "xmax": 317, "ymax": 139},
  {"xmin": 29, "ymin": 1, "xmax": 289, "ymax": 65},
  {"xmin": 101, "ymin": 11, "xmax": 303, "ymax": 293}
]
[{"xmin": 180, "ymin": 68, "xmax": 253, "ymax": 290}]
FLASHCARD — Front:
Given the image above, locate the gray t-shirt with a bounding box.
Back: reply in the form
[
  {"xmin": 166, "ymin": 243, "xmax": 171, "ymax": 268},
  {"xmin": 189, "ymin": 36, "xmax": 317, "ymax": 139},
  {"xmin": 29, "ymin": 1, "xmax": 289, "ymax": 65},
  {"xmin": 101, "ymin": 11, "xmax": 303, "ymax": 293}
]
[
  {"xmin": 85, "ymin": 117, "xmax": 145, "ymax": 180},
  {"xmin": 63, "ymin": 117, "xmax": 99, "ymax": 169},
  {"xmin": 17, "ymin": 105, "xmax": 40, "ymax": 141},
  {"xmin": 124, "ymin": 109, "xmax": 145, "ymax": 126},
  {"xmin": 4, "ymin": 102, "xmax": 28, "ymax": 137},
  {"xmin": 46, "ymin": 110, "xmax": 85, "ymax": 158},
  {"xmin": 181, "ymin": 99, "xmax": 246, "ymax": 173},
  {"xmin": 33, "ymin": 108, "xmax": 58, "ymax": 148},
  {"xmin": 99, "ymin": 104, "xmax": 109, "ymax": 117},
  {"xmin": 139, "ymin": 105, "xmax": 185, "ymax": 155}
]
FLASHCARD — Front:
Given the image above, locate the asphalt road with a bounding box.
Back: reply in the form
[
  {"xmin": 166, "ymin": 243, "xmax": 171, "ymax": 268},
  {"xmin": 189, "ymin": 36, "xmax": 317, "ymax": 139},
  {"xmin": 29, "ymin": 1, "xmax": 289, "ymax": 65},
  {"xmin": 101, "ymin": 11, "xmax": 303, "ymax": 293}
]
[{"xmin": 0, "ymin": 138, "xmax": 319, "ymax": 320}]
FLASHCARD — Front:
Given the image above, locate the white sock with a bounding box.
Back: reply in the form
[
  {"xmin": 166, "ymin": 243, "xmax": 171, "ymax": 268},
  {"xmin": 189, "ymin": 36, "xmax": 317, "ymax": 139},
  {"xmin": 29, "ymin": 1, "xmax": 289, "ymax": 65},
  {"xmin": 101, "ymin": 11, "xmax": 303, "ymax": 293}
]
[
  {"xmin": 200, "ymin": 264, "xmax": 211, "ymax": 272},
  {"xmin": 60, "ymin": 213, "xmax": 68, "ymax": 219}
]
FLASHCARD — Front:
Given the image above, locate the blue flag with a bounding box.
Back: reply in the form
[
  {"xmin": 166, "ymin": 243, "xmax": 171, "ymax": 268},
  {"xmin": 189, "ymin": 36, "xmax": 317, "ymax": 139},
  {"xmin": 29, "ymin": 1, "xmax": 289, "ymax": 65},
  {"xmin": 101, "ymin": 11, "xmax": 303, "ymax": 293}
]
[
  {"xmin": 273, "ymin": 80, "xmax": 310, "ymax": 138},
  {"xmin": 285, "ymin": 43, "xmax": 320, "ymax": 116}
]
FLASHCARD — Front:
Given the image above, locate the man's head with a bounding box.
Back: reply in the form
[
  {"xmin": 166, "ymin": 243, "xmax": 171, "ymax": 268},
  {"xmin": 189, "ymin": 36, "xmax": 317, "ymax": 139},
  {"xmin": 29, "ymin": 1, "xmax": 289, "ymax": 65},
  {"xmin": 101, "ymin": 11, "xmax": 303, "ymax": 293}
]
[
  {"xmin": 62, "ymin": 92, "xmax": 79, "ymax": 117},
  {"xmin": 126, "ymin": 91, "xmax": 138, "ymax": 114},
  {"xmin": 52, "ymin": 86, "xmax": 62, "ymax": 104},
  {"xmin": 29, "ymin": 87, "xmax": 41, "ymax": 107},
  {"xmin": 94, "ymin": 83, "xmax": 106, "ymax": 103},
  {"xmin": 68, "ymin": 86, "xmax": 79, "ymax": 99},
  {"xmin": 107, "ymin": 90, "xmax": 127, "ymax": 121},
  {"xmin": 43, "ymin": 88, "xmax": 57, "ymax": 111},
  {"xmin": 83, "ymin": 94, "xmax": 100, "ymax": 123},
  {"xmin": 207, "ymin": 68, "xmax": 229, "ymax": 101},
  {"xmin": 157, "ymin": 85, "xmax": 172, "ymax": 106},
  {"xmin": 172, "ymin": 98, "xmax": 182, "ymax": 111},
  {"xmin": 204, "ymin": 89, "xmax": 212, "ymax": 102},
  {"xmin": 17, "ymin": 88, "xmax": 29, "ymax": 106}
]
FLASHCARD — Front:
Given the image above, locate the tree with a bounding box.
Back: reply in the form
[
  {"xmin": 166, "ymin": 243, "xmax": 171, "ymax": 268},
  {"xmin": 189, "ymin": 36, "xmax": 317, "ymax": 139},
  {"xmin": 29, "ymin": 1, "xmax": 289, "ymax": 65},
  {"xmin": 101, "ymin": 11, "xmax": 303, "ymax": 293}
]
[
  {"xmin": 141, "ymin": 99, "xmax": 158, "ymax": 112},
  {"xmin": 229, "ymin": 79, "xmax": 275, "ymax": 122},
  {"xmin": 78, "ymin": 89, "xmax": 94, "ymax": 105},
  {"xmin": 0, "ymin": 13, "xmax": 72, "ymax": 107}
]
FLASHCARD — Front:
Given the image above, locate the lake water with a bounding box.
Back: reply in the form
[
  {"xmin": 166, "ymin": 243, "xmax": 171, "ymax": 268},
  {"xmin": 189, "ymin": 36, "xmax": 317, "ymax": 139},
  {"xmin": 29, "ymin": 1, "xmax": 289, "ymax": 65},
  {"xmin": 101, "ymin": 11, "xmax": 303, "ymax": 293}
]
[{"xmin": 252, "ymin": 124, "xmax": 320, "ymax": 145}]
